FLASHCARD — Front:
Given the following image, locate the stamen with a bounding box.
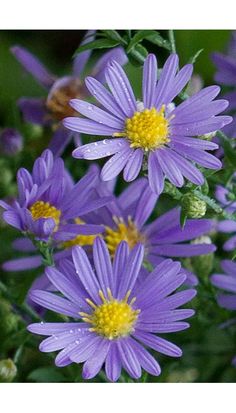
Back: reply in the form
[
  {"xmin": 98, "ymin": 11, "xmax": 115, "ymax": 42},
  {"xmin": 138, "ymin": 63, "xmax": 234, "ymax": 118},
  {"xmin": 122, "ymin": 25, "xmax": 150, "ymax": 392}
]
[{"xmin": 30, "ymin": 200, "xmax": 61, "ymax": 227}]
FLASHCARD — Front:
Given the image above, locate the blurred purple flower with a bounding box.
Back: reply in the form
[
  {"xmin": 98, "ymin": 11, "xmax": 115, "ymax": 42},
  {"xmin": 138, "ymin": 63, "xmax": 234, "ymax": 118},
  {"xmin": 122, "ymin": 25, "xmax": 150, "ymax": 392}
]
[
  {"xmin": 215, "ymin": 174, "xmax": 236, "ymax": 252},
  {"xmin": 212, "ymin": 31, "xmax": 236, "ymax": 138},
  {"xmin": 11, "ymin": 31, "xmax": 127, "ymax": 156},
  {"xmin": 0, "ymin": 128, "xmax": 23, "ymax": 155},
  {"xmin": 64, "ymin": 53, "xmax": 231, "ymax": 195},
  {"xmin": 0, "ymin": 149, "xmax": 111, "ymax": 242},
  {"xmin": 82, "ymin": 174, "xmax": 216, "ymax": 286},
  {"xmin": 211, "ymin": 259, "xmax": 236, "ymax": 367},
  {"xmin": 28, "ymin": 238, "xmax": 196, "ymax": 381}
]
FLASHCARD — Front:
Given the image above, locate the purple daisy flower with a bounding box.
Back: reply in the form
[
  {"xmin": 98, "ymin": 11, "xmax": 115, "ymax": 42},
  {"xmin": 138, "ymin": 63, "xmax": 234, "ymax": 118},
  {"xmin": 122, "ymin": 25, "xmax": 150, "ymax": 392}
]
[
  {"xmin": 82, "ymin": 174, "xmax": 216, "ymax": 285},
  {"xmin": 0, "ymin": 149, "xmax": 111, "ymax": 243},
  {"xmin": 28, "ymin": 238, "xmax": 196, "ymax": 381},
  {"xmin": 11, "ymin": 31, "xmax": 127, "ymax": 156},
  {"xmin": 211, "ymin": 259, "xmax": 236, "ymax": 366},
  {"xmin": 212, "ymin": 31, "xmax": 236, "ymax": 138},
  {"xmin": 215, "ymin": 174, "xmax": 236, "ymax": 252},
  {"xmin": 63, "ymin": 53, "xmax": 231, "ymax": 195}
]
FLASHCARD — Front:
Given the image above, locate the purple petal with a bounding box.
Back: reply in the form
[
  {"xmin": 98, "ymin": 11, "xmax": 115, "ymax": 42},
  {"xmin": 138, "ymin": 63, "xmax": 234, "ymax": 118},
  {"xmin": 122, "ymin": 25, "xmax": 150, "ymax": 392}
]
[
  {"xmin": 105, "ymin": 61, "xmax": 136, "ymax": 118},
  {"xmin": 72, "ymin": 246, "xmax": 101, "ymax": 303},
  {"xmin": 211, "ymin": 274, "xmax": 236, "ymax": 293},
  {"xmin": 70, "ymin": 99, "xmax": 124, "ymax": 129},
  {"xmin": 63, "ymin": 117, "xmax": 119, "ymax": 135},
  {"xmin": 217, "ymin": 293, "xmax": 236, "ymax": 310},
  {"xmin": 134, "ymin": 330, "xmax": 182, "ymax": 357},
  {"xmin": 39, "ymin": 328, "xmax": 90, "ymax": 352},
  {"xmin": 112, "ymin": 241, "xmax": 130, "ymax": 296},
  {"xmin": 164, "ymin": 149, "xmax": 204, "ymax": 185},
  {"xmin": 92, "ymin": 47, "xmax": 128, "ymax": 84},
  {"xmin": 142, "ymin": 54, "xmax": 158, "ymax": 108},
  {"xmin": 85, "ymin": 76, "xmax": 126, "ymax": 120},
  {"xmin": 29, "ymin": 289, "xmax": 80, "ymax": 317},
  {"xmin": 123, "ymin": 149, "xmax": 143, "ymax": 182},
  {"xmin": 150, "ymin": 243, "xmax": 216, "ymax": 257},
  {"xmin": 73, "ymin": 138, "xmax": 128, "ymax": 160},
  {"xmin": 18, "ymin": 97, "xmax": 47, "ymax": 125},
  {"xmin": 156, "ymin": 148, "xmax": 184, "ymax": 187},
  {"xmin": 128, "ymin": 337, "xmax": 161, "ymax": 376},
  {"xmin": 134, "ymin": 184, "xmax": 158, "ymax": 228},
  {"xmin": 69, "ymin": 334, "xmax": 103, "ymax": 363},
  {"xmin": 148, "ymin": 151, "xmax": 165, "ymax": 195},
  {"xmin": 117, "ymin": 243, "xmax": 144, "ymax": 299},
  {"xmin": 82, "ymin": 339, "xmax": 111, "ymax": 379},
  {"xmin": 117, "ymin": 338, "xmax": 142, "ymax": 379},
  {"xmin": 164, "ymin": 64, "xmax": 193, "ymax": 103},
  {"xmin": 93, "ymin": 237, "xmax": 113, "ymax": 296},
  {"xmin": 172, "ymin": 143, "xmax": 222, "ymax": 169},
  {"xmin": 2, "ymin": 255, "xmax": 42, "ymax": 272},
  {"xmin": 11, "ymin": 45, "xmax": 55, "ymax": 89},
  {"xmin": 105, "ymin": 342, "xmax": 122, "ymax": 382},
  {"xmin": 73, "ymin": 30, "xmax": 96, "ymax": 76},
  {"xmin": 154, "ymin": 54, "xmax": 179, "ymax": 109},
  {"xmin": 101, "ymin": 147, "xmax": 133, "ymax": 181},
  {"xmin": 27, "ymin": 322, "xmax": 87, "ymax": 335},
  {"xmin": 48, "ymin": 127, "xmax": 73, "ymax": 157}
]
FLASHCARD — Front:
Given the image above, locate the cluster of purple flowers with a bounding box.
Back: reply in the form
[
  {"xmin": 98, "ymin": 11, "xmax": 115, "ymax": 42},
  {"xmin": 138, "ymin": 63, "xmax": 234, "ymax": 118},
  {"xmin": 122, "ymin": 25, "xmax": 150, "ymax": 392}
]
[{"xmin": 2, "ymin": 30, "xmax": 236, "ymax": 382}]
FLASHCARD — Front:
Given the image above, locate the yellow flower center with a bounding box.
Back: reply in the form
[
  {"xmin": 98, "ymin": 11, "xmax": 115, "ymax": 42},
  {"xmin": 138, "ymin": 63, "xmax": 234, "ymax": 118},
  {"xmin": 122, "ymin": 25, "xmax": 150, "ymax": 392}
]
[
  {"xmin": 30, "ymin": 201, "xmax": 61, "ymax": 226},
  {"xmin": 80, "ymin": 289, "xmax": 140, "ymax": 340},
  {"xmin": 62, "ymin": 218, "xmax": 98, "ymax": 249},
  {"xmin": 114, "ymin": 106, "xmax": 170, "ymax": 151},
  {"xmin": 104, "ymin": 217, "xmax": 145, "ymax": 257}
]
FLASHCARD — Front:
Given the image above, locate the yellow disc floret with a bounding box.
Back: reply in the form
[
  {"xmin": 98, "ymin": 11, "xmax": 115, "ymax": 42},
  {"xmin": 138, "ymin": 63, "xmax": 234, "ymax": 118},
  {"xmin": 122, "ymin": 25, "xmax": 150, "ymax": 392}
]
[
  {"xmin": 80, "ymin": 289, "xmax": 140, "ymax": 340},
  {"xmin": 104, "ymin": 216, "xmax": 145, "ymax": 257},
  {"xmin": 114, "ymin": 106, "xmax": 170, "ymax": 151},
  {"xmin": 30, "ymin": 201, "xmax": 61, "ymax": 227},
  {"xmin": 62, "ymin": 218, "xmax": 98, "ymax": 248}
]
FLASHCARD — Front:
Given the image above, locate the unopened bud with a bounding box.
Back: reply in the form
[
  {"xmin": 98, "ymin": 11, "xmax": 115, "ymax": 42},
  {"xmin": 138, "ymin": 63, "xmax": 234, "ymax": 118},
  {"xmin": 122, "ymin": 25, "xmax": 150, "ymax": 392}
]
[
  {"xmin": 191, "ymin": 236, "xmax": 214, "ymax": 278},
  {"xmin": 181, "ymin": 193, "xmax": 207, "ymax": 219},
  {"xmin": 0, "ymin": 128, "xmax": 23, "ymax": 155},
  {"xmin": 0, "ymin": 359, "xmax": 17, "ymax": 382}
]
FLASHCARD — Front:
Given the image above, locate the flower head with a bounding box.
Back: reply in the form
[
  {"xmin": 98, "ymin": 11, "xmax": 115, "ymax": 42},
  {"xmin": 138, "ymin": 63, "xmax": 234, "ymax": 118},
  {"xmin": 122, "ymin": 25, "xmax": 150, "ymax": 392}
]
[
  {"xmin": 0, "ymin": 149, "xmax": 111, "ymax": 242},
  {"xmin": 81, "ymin": 175, "xmax": 216, "ymax": 285},
  {"xmin": 11, "ymin": 31, "xmax": 127, "ymax": 156},
  {"xmin": 28, "ymin": 238, "xmax": 196, "ymax": 381},
  {"xmin": 64, "ymin": 53, "xmax": 231, "ymax": 195}
]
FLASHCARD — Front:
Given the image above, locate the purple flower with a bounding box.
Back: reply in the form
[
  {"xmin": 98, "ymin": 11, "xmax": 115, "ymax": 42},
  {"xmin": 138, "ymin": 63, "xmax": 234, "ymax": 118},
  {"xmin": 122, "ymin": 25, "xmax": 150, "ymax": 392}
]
[
  {"xmin": 212, "ymin": 31, "xmax": 236, "ymax": 138},
  {"xmin": 83, "ymin": 175, "xmax": 216, "ymax": 285},
  {"xmin": 0, "ymin": 149, "xmax": 111, "ymax": 242},
  {"xmin": 0, "ymin": 128, "xmax": 23, "ymax": 155},
  {"xmin": 63, "ymin": 53, "xmax": 231, "ymax": 195},
  {"xmin": 215, "ymin": 174, "xmax": 236, "ymax": 251},
  {"xmin": 211, "ymin": 259, "xmax": 236, "ymax": 366},
  {"xmin": 11, "ymin": 31, "xmax": 127, "ymax": 156},
  {"xmin": 28, "ymin": 238, "xmax": 196, "ymax": 381}
]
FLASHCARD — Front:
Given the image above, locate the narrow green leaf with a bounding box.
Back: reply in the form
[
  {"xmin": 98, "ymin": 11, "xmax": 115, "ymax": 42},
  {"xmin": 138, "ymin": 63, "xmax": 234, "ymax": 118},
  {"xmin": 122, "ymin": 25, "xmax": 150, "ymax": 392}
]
[
  {"xmin": 101, "ymin": 30, "xmax": 127, "ymax": 45},
  {"xmin": 28, "ymin": 367, "xmax": 67, "ymax": 383},
  {"xmin": 188, "ymin": 48, "xmax": 204, "ymax": 64},
  {"xmin": 127, "ymin": 30, "xmax": 169, "ymax": 53},
  {"xmin": 180, "ymin": 208, "xmax": 187, "ymax": 229},
  {"xmin": 74, "ymin": 39, "xmax": 120, "ymax": 56}
]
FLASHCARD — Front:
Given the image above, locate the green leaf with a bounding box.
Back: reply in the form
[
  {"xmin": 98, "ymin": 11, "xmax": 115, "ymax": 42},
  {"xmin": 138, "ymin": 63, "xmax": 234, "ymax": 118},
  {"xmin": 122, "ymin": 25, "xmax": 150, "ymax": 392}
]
[
  {"xmin": 146, "ymin": 33, "xmax": 171, "ymax": 51},
  {"xmin": 101, "ymin": 30, "xmax": 127, "ymax": 45},
  {"xmin": 188, "ymin": 48, "xmax": 204, "ymax": 64},
  {"xmin": 127, "ymin": 30, "xmax": 158, "ymax": 52},
  {"xmin": 74, "ymin": 38, "xmax": 120, "ymax": 56},
  {"xmin": 180, "ymin": 209, "xmax": 187, "ymax": 229},
  {"xmin": 28, "ymin": 367, "xmax": 67, "ymax": 383}
]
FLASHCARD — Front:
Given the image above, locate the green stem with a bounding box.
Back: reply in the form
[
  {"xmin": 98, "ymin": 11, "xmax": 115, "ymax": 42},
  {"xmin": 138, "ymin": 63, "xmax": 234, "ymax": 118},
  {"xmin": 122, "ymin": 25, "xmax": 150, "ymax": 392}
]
[{"xmin": 168, "ymin": 30, "xmax": 177, "ymax": 54}]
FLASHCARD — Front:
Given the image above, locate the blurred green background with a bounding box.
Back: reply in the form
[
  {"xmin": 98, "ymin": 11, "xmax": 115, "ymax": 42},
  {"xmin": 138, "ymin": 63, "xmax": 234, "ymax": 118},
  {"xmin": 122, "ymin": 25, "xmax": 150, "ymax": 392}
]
[{"xmin": 1, "ymin": 30, "xmax": 236, "ymax": 383}]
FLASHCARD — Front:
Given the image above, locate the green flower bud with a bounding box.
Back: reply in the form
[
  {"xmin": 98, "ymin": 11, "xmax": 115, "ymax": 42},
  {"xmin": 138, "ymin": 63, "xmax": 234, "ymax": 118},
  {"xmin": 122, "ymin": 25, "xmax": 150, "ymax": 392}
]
[
  {"xmin": 181, "ymin": 193, "xmax": 207, "ymax": 219},
  {"xmin": 0, "ymin": 299, "xmax": 19, "ymax": 334},
  {"xmin": 0, "ymin": 359, "xmax": 17, "ymax": 383},
  {"xmin": 191, "ymin": 236, "xmax": 214, "ymax": 278}
]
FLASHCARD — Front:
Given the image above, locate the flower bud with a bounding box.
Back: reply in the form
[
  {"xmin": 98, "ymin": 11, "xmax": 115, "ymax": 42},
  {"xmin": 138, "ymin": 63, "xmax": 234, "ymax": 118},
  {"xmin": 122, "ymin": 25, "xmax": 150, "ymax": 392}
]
[
  {"xmin": 181, "ymin": 193, "xmax": 207, "ymax": 219},
  {"xmin": 0, "ymin": 128, "xmax": 23, "ymax": 155},
  {"xmin": 191, "ymin": 236, "xmax": 214, "ymax": 278},
  {"xmin": 0, "ymin": 298, "xmax": 19, "ymax": 334},
  {"xmin": 0, "ymin": 359, "xmax": 17, "ymax": 383}
]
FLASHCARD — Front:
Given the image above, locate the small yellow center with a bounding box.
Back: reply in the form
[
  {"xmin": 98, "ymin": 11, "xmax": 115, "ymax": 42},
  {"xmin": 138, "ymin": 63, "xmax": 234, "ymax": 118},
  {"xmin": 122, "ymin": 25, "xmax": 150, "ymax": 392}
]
[
  {"xmin": 104, "ymin": 217, "xmax": 145, "ymax": 257},
  {"xmin": 30, "ymin": 201, "xmax": 61, "ymax": 226},
  {"xmin": 62, "ymin": 218, "xmax": 98, "ymax": 249},
  {"xmin": 114, "ymin": 106, "xmax": 170, "ymax": 151},
  {"xmin": 80, "ymin": 289, "xmax": 140, "ymax": 340}
]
